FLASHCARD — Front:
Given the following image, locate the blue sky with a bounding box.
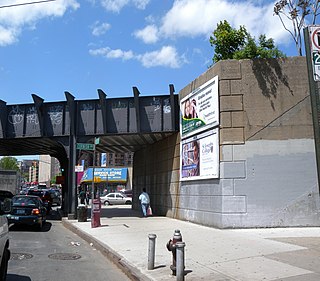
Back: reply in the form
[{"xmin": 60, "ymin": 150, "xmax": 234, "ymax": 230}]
[{"xmin": 0, "ymin": 0, "xmax": 310, "ymax": 107}]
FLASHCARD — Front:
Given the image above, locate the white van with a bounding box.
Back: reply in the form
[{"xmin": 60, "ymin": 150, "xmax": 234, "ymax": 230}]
[{"xmin": 0, "ymin": 203, "xmax": 10, "ymax": 280}]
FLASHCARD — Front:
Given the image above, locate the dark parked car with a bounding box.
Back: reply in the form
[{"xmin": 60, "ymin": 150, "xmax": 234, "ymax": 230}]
[
  {"xmin": 27, "ymin": 189, "xmax": 52, "ymax": 213},
  {"xmin": 7, "ymin": 195, "xmax": 47, "ymax": 230},
  {"xmin": 48, "ymin": 189, "xmax": 61, "ymax": 206},
  {"xmin": 0, "ymin": 191, "xmax": 14, "ymax": 202},
  {"xmin": 0, "ymin": 190, "xmax": 14, "ymax": 212}
]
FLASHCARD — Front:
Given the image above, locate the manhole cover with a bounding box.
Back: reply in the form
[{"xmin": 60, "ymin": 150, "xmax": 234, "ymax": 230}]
[
  {"xmin": 11, "ymin": 253, "xmax": 33, "ymax": 260},
  {"xmin": 48, "ymin": 253, "xmax": 81, "ymax": 260}
]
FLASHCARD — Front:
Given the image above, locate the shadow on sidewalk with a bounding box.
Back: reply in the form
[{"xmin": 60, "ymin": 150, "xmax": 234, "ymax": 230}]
[{"xmin": 86, "ymin": 206, "xmax": 142, "ymax": 218}]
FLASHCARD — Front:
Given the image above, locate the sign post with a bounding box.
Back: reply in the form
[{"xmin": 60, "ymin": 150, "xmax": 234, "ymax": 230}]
[
  {"xmin": 90, "ymin": 137, "xmax": 101, "ymax": 228},
  {"xmin": 75, "ymin": 140, "xmax": 101, "ymax": 227},
  {"xmin": 304, "ymin": 26, "xmax": 320, "ymax": 192}
]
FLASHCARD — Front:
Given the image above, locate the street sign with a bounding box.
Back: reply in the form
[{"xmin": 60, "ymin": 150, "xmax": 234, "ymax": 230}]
[
  {"xmin": 76, "ymin": 143, "xmax": 95, "ymax": 150},
  {"xmin": 75, "ymin": 165, "xmax": 84, "ymax": 172},
  {"xmin": 309, "ymin": 26, "xmax": 320, "ymax": 81}
]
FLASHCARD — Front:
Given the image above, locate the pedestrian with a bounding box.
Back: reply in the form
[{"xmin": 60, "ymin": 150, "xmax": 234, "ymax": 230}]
[
  {"xmin": 139, "ymin": 188, "xmax": 150, "ymax": 217},
  {"xmin": 79, "ymin": 189, "xmax": 86, "ymax": 205},
  {"xmin": 85, "ymin": 190, "xmax": 90, "ymax": 205}
]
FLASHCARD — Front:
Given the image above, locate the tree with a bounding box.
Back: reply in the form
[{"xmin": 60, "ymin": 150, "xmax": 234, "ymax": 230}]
[
  {"xmin": 209, "ymin": 20, "xmax": 247, "ymax": 62},
  {"xmin": 209, "ymin": 20, "xmax": 285, "ymax": 64},
  {"xmin": 0, "ymin": 157, "xmax": 19, "ymax": 171},
  {"xmin": 273, "ymin": 0, "xmax": 320, "ymax": 56}
]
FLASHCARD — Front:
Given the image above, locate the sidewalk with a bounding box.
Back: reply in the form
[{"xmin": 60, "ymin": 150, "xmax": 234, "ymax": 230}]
[{"xmin": 62, "ymin": 205, "xmax": 320, "ymax": 281}]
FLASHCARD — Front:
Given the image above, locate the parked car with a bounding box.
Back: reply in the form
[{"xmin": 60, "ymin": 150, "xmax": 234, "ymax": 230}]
[
  {"xmin": 100, "ymin": 192, "xmax": 132, "ymax": 206},
  {"xmin": 27, "ymin": 189, "xmax": 52, "ymax": 213},
  {"xmin": 37, "ymin": 183, "xmax": 47, "ymax": 189},
  {"xmin": 7, "ymin": 195, "xmax": 47, "ymax": 230},
  {"xmin": 0, "ymin": 202, "xmax": 10, "ymax": 280},
  {"xmin": 0, "ymin": 191, "xmax": 14, "ymax": 202},
  {"xmin": 19, "ymin": 188, "xmax": 29, "ymax": 195},
  {"xmin": 0, "ymin": 190, "xmax": 14, "ymax": 214},
  {"xmin": 48, "ymin": 189, "xmax": 61, "ymax": 206}
]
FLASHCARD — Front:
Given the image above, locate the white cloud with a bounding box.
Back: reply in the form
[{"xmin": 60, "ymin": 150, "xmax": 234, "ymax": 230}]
[
  {"xmin": 0, "ymin": 26, "xmax": 18, "ymax": 46},
  {"xmin": 138, "ymin": 46, "xmax": 183, "ymax": 68},
  {"xmin": 134, "ymin": 24, "xmax": 159, "ymax": 44},
  {"xmin": 0, "ymin": 0, "xmax": 79, "ymax": 46},
  {"xmin": 100, "ymin": 0, "xmax": 129, "ymax": 13},
  {"xmin": 89, "ymin": 45, "xmax": 185, "ymax": 68},
  {"xmin": 134, "ymin": 0, "xmax": 290, "ymax": 46},
  {"xmin": 133, "ymin": 0, "xmax": 150, "ymax": 10},
  {"xmin": 100, "ymin": 0, "xmax": 149, "ymax": 13},
  {"xmin": 91, "ymin": 21, "xmax": 111, "ymax": 36},
  {"xmin": 89, "ymin": 47, "xmax": 134, "ymax": 60}
]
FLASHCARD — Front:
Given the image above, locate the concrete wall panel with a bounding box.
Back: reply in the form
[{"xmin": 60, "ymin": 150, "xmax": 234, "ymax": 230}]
[{"xmin": 133, "ymin": 57, "xmax": 320, "ymax": 228}]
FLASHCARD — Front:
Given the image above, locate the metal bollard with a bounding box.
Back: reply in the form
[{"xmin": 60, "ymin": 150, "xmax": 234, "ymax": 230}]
[
  {"xmin": 148, "ymin": 234, "xmax": 157, "ymax": 270},
  {"xmin": 176, "ymin": 242, "xmax": 185, "ymax": 281}
]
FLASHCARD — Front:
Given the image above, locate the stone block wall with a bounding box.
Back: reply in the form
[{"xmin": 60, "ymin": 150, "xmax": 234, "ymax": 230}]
[{"xmin": 133, "ymin": 57, "xmax": 320, "ymax": 228}]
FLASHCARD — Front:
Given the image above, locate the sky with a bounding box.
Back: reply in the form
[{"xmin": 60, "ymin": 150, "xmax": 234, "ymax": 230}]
[{"xmin": 0, "ymin": 0, "xmax": 313, "ymax": 107}]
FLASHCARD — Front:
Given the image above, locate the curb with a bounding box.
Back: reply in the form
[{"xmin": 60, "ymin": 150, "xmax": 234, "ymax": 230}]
[{"xmin": 61, "ymin": 218, "xmax": 151, "ymax": 281}]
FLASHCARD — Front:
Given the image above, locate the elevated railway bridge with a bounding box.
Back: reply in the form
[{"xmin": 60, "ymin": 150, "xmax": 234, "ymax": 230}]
[{"xmin": 0, "ymin": 85, "xmax": 179, "ymax": 215}]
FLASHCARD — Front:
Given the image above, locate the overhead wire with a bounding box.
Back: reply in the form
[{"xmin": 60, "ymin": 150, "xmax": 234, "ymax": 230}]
[{"xmin": 0, "ymin": 0, "xmax": 56, "ymax": 9}]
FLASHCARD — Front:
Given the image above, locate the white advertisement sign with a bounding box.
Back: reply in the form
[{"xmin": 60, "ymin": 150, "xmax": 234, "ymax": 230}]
[
  {"xmin": 180, "ymin": 128, "xmax": 219, "ymax": 181},
  {"xmin": 75, "ymin": 165, "xmax": 84, "ymax": 172},
  {"xmin": 180, "ymin": 76, "xmax": 219, "ymax": 139},
  {"xmin": 101, "ymin": 153, "xmax": 107, "ymax": 167}
]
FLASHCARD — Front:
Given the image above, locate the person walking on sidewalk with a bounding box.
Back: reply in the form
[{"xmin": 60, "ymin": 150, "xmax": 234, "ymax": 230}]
[
  {"xmin": 79, "ymin": 189, "xmax": 86, "ymax": 205},
  {"xmin": 85, "ymin": 190, "xmax": 90, "ymax": 205},
  {"xmin": 139, "ymin": 188, "xmax": 150, "ymax": 217}
]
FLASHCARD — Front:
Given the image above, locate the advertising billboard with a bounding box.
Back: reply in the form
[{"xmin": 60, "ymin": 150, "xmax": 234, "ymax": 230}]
[
  {"xmin": 180, "ymin": 76, "xmax": 219, "ymax": 139},
  {"xmin": 180, "ymin": 128, "xmax": 219, "ymax": 181}
]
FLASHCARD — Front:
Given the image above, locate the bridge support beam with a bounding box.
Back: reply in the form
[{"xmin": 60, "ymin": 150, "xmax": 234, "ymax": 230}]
[{"xmin": 65, "ymin": 92, "xmax": 77, "ymax": 217}]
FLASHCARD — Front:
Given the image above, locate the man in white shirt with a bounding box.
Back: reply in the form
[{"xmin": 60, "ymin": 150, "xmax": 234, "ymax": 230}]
[{"xmin": 139, "ymin": 188, "xmax": 150, "ymax": 217}]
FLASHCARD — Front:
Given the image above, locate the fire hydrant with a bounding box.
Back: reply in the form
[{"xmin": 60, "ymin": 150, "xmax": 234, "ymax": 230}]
[{"xmin": 166, "ymin": 229, "xmax": 183, "ymax": 275}]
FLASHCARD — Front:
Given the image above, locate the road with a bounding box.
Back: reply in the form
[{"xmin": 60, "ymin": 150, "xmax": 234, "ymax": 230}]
[{"xmin": 6, "ymin": 209, "xmax": 130, "ymax": 281}]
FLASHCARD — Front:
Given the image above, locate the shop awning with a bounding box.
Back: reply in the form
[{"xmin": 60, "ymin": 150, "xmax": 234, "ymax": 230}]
[{"xmin": 80, "ymin": 167, "xmax": 128, "ymax": 183}]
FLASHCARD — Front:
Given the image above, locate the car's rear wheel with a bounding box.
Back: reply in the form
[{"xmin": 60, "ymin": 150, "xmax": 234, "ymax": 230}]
[
  {"xmin": 0, "ymin": 247, "xmax": 9, "ymax": 280},
  {"xmin": 36, "ymin": 220, "xmax": 43, "ymax": 231},
  {"xmin": 125, "ymin": 201, "xmax": 132, "ymax": 205}
]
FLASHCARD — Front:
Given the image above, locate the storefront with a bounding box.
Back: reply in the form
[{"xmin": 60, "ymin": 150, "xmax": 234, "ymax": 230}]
[{"xmin": 80, "ymin": 167, "xmax": 129, "ymax": 195}]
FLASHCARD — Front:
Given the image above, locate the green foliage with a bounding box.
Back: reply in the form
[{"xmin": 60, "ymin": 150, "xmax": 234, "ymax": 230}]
[
  {"xmin": 0, "ymin": 156, "xmax": 19, "ymax": 171},
  {"xmin": 209, "ymin": 21, "xmax": 285, "ymax": 64},
  {"xmin": 209, "ymin": 20, "xmax": 247, "ymax": 62}
]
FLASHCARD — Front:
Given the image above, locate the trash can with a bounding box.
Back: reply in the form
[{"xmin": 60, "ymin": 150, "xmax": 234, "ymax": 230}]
[{"xmin": 77, "ymin": 204, "xmax": 87, "ymax": 222}]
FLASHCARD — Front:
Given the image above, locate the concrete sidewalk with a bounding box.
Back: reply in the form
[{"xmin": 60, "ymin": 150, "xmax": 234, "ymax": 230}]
[{"xmin": 62, "ymin": 206, "xmax": 320, "ymax": 281}]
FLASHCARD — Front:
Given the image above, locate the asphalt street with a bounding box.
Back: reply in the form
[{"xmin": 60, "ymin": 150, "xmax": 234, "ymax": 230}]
[{"xmin": 7, "ymin": 210, "xmax": 130, "ymax": 281}]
